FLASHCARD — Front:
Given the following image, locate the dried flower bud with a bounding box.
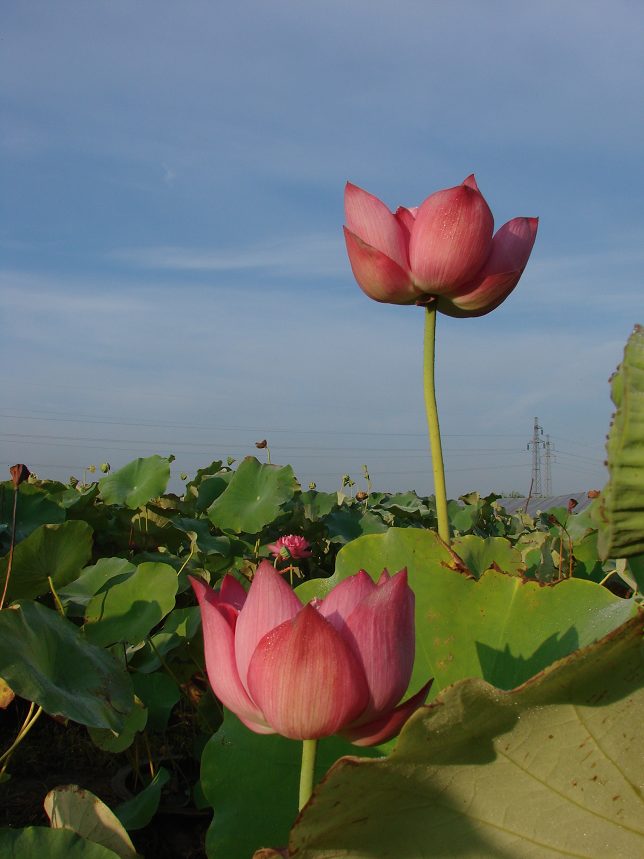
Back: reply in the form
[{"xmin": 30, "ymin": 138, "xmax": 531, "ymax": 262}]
[
  {"xmin": 567, "ymin": 498, "xmax": 578, "ymax": 513},
  {"xmin": 9, "ymin": 464, "xmax": 31, "ymax": 488},
  {"xmin": 356, "ymin": 491, "xmax": 369, "ymax": 501},
  {"xmin": 587, "ymin": 489, "xmax": 600, "ymax": 499},
  {"xmin": 255, "ymin": 439, "xmax": 268, "ymax": 449}
]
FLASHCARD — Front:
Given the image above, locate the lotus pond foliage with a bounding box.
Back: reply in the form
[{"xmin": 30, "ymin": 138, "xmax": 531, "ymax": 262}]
[
  {"xmin": 0, "ymin": 174, "xmax": 642, "ymax": 857},
  {"xmin": 0, "ymin": 375, "xmax": 642, "ymax": 857}
]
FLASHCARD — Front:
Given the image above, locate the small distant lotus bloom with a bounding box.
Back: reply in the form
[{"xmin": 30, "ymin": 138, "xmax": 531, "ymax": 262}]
[
  {"xmin": 268, "ymin": 535, "xmax": 313, "ymax": 561},
  {"xmin": 190, "ymin": 562, "xmax": 431, "ymax": 744},
  {"xmin": 344, "ymin": 175, "xmax": 538, "ymax": 316}
]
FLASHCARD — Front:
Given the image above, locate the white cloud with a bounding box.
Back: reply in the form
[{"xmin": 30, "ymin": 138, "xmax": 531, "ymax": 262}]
[{"xmin": 110, "ymin": 234, "xmax": 346, "ymax": 278}]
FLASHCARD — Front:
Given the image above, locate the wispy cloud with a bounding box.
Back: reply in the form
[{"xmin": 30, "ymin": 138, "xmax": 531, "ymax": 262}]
[{"xmin": 110, "ymin": 234, "xmax": 346, "ymax": 278}]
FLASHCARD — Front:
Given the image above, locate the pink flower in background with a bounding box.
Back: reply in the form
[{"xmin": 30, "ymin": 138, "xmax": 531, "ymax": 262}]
[
  {"xmin": 190, "ymin": 562, "xmax": 431, "ymax": 745},
  {"xmin": 268, "ymin": 534, "xmax": 312, "ymax": 560},
  {"xmin": 343, "ymin": 175, "xmax": 537, "ymax": 316}
]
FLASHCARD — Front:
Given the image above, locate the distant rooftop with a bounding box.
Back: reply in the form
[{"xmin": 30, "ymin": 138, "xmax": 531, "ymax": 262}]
[{"xmin": 497, "ymin": 492, "xmax": 599, "ymax": 517}]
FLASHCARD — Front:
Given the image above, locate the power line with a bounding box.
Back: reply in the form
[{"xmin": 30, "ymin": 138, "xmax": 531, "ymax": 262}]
[
  {"xmin": 0, "ymin": 433, "xmax": 518, "ymax": 456},
  {"xmin": 0, "ymin": 411, "xmax": 530, "ymax": 439}
]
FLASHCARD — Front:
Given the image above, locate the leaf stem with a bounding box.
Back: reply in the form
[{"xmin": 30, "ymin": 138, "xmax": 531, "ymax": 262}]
[
  {"xmin": 48, "ymin": 576, "xmax": 65, "ymax": 617},
  {"xmin": 423, "ymin": 306, "xmax": 450, "ymax": 543},
  {"xmin": 298, "ymin": 738, "xmax": 317, "ymax": 811},
  {"xmin": 0, "ymin": 702, "xmax": 43, "ymax": 775}
]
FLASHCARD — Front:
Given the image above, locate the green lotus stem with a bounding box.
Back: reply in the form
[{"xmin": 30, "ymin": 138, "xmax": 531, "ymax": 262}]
[
  {"xmin": 298, "ymin": 738, "xmax": 318, "ymax": 811},
  {"xmin": 48, "ymin": 576, "xmax": 65, "ymax": 617},
  {"xmin": 423, "ymin": 305, "xmax": 450, "ymax": 543},
  {"xmin": 0, "ymin": 702, "xmax": 43, "ymax": 775}
]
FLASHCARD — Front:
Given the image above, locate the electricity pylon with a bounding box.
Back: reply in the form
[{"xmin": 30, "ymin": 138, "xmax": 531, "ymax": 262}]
[
  {"xmin": 527, "ymin": 417, "xmax": 545, "ymax": 496},
  {"xmin": 544, "ymin": 434, "xmax": 555, "ymax": 496}
]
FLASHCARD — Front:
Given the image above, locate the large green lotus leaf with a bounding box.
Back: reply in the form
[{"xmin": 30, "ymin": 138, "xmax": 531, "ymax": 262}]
[
  {"xmin": 322, "ymin": 507, "xmax": 388, "ymax": 544},
  {"xmin": 0, "ymin": 520, "xmax": 94, "ymax": 601},
  {"xmin": 132, "ymin": 670, "xmax": 180, "ymax": 731},
  {"xmin": 572, "ymin": 532, "xmax": 605, "ymax": 582},
  {"xmin": 88, "ymin": 696, "xmax": 148, "ymax": 753},
  {"xmin": 448, "ymin": 501, "xmax": 477, "ymax": 532},
  {"xmin": 127, "ymin": 606, "xmax": 201, "ymax": 673},
  {"xmin": 0, "ymin": 482, "xmax": 65, "ymax": 543},
  {"xmin": 84, "ymin": 562, "xmax": 178, "ymax": 647},
  {"xmin": 418, "ymin": 568, "xmax": 635, "ymax": 695},
  {"xmin": 0, "ymin": 601, "xmax": 133, "ymax": 730},
  {"xmin": 296, "ymin": 527, "xmax": 452, "ymax": 605},
  {"xmin": 565, "ymin": 502, "xmax": 601, "ymax": 541},
  {"xmin": 627, "ymin": 553, "xmax": 644, "ymax": 593},
  {"xmin": 0, "ymin": 827, "xmax": 121, "ymax": 859},
  {"xmin": 267, "ymin": 617, "xmax": 644, "ymax": 859},
  {"xmin": 114, "ymin": 767, "xmax": 171, "ymax": 831},
  {"xmin": 207, "ymin": 457, "xmax": 297, "ymax": 534},
  {"xmin": 327, "ymin": 529, "xmax": 635, "ymax": 696},
  {"xmin": 196, "ymin": 471, "xmax": 234, "ymax": 512},
  {"xmin": 299, "ymin": 490, "xmax": 337, "ymax": 521},
  {"xmin": 44, "ymin": 784, "xmax": 138, "ymax": 858},
  {"xmin": 514, "ymin": 529, "xmax": 557, "ymax": 579},
  {"xmin": 57, "ymin": 483, "xmax": 100, "ymax": 512},
  {"xmin": 58, "ymin": 557, "xmax": 137, "ymax": 616},
  {"xmin": 598, "ymin": 324, "xmax": 644, "ymax": 558},
  {"xmin": 172, "ymin": 516, "xmax": 233, "ymax": 556},
  {"xmin": 98, "ymin": 456, "xmax": 171, "ymax": 509},
  {"xmin": 201, "ymin": 710, "xmax": 380, "ymax": 859},
  {"xmin": 376, "ymin": 491, "xmax": 429, "ymax": 514},
  {"xmin": 450, "ymin": 534, "xmax": 525, "ymax": 578},
  {"xmin": 185, "ymin": 459, "xmax": 224, "ymax": 492}
]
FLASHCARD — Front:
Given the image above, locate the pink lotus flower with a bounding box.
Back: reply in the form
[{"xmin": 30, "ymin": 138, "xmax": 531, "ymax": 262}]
[
  {"xmin": 190, "ymin": 562, "xmax": 431, "ymax": 745},
  {"xmin": 343, "ymin": 175, "xmax": 538, "ymax": 316},
  {"xmin": 267, "ymin": 534, "xmax": 312, "ymax": 561}
]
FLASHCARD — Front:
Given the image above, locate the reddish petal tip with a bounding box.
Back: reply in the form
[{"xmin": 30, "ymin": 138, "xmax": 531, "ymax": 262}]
[{"xmin": 343, "ymin": 679, "xmax": 433, "ymax": 746}]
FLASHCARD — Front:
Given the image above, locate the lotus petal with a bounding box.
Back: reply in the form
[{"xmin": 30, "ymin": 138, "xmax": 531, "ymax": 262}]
[
  {"xmin": 342, "ymin": 570, "xmax": 415, "ymax": 719},
  {"xmin": 343, "ymin": 228, "xmax": 420, "ymax": 304},
  {"xmin": 441, "ymin": 216, "xmax": 538, "ymax": 316},
  {"xmin": 219, "ymin": 574, "xmax": 247, "ymax": 610},
  {"xmin": 344, "ymin": 182, "xmax": 410, "ymax": 270},
  {"xmin": 234, "ymin": 561, "xmax": 302, "ymax": 692},
  {"xmin": 316, "ymin": 569, "xmax": 376, "ymax": 631},
  {"xmin": 342, "ymin": 680, "xmax": 433, "ymax": 746},
  {"xmin": 247, "ymin": 605, "xmax": 369, "ymax": 740},
  {"xmin": 409, "ymin": 179, "xmax": 494, "ymax": 294},
  {"xmin": 190, "ymin": 576, "xmax": 269, "ymax": 730}
]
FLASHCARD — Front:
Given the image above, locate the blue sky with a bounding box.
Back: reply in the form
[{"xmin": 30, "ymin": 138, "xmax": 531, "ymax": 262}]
[{"xmin": 1, "ymin": 1, "xmax": 642, "ymax": 498}]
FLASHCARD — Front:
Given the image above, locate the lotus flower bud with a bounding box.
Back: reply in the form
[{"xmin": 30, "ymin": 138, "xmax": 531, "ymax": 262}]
[
  {"xmin": 344, "ymin": 175, "xmax": 537, "ymax": 316},
  {"xmin": 191, "ymin": 563, "xmax": 431, "ymax": 745}
]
